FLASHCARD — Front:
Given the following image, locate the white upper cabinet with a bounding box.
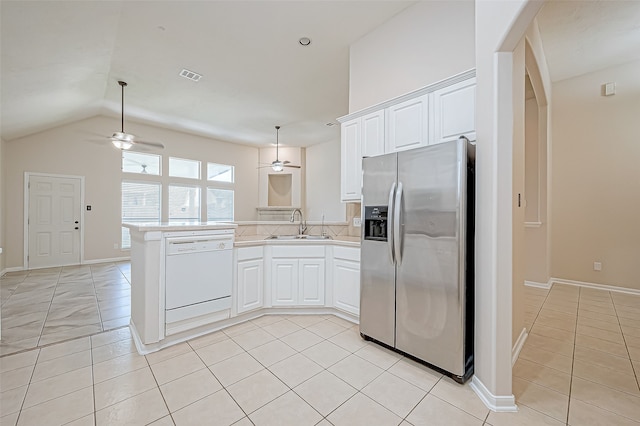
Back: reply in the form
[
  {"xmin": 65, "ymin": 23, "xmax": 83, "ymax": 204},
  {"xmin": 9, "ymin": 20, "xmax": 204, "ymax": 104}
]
[
  {"xmin": 361, "ymin": 110, "xmax": 385, "ymax": 157},
  {"xmin": 431, "ymin": 77, "xmax": 476, "ymax": 144},
  {"xmin": 340, "ymin": 118, "xmax": 362, "ymax": 202},
  {"xmin": 338, "ymin": 71, "xmax": 476, "ymax": 204},
  {"xmin": 385, "ymin": 94, "xmax": 429, "ymax": 153}
]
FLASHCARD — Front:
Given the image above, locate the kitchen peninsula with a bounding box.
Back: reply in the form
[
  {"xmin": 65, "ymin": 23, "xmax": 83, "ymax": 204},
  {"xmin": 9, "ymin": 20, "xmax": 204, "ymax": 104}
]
[{"xmin": 124, "ymin": 221, "xmax": 360, "ymax": 355}]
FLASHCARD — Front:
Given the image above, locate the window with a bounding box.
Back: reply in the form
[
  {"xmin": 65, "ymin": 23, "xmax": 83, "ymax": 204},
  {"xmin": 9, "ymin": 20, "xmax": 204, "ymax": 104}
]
[
  {"xmin": 207, "ymin": 162, "xmax": 234, "ymax": 183},
  {"xmin": 121, "ymin": 181, "xmax": 161, "ymax": 249},
  {"xmin": 121, "ymin": 155, "xmax": 235, "ymax": 248},
  {"xmin": 168, "ymin": 185, "xmax": 201, "ymax": 222},
  {"xmin": 207, "ymin": 188, "xmax": 234, "ymax": 221},
  {"xmin": 169, "ymin": 157, "xmax": 200, "ymax": 179},
  {"xmin": 122, "ymin": 151, "xmax": 161, "ymax": 175}
]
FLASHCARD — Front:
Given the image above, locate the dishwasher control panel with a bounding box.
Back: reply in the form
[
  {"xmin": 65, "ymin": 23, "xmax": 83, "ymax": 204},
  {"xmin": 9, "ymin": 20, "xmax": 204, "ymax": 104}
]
[{"xmin": 165, "ymin": 236, "xmax": 233, "ymax": 255}]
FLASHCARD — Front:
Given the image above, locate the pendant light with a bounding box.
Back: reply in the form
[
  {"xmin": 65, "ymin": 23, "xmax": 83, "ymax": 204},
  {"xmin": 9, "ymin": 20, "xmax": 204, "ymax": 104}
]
[{"xmin": 272, "ymin": 126, "xmax": 284, "ymax": 171}]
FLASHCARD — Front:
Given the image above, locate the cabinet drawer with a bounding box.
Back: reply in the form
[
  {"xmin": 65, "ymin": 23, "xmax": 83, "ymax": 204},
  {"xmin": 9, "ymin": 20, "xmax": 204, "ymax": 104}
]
[
  {"xmin": 237, "ymin": 246, "xmax": 263, "ymax": 261},
  {"xmin": 272, "ymin": 245, "xmax": 325, "ymax": 258},
  {"xmin": 333, "ymin": 246, "xmax": 360, "ymax": 262}
]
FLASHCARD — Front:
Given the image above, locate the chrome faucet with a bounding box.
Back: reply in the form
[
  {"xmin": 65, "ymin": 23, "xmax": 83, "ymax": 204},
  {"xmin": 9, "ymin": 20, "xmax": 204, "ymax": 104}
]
[{"xmin": 290, "ymin": 208, "xmax": 307, "ymax": 235}]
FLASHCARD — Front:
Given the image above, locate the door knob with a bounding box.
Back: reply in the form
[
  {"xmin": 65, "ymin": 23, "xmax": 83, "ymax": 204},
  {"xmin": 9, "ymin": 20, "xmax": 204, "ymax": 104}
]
[
  {"xmin": 75, "ymin": 221, "xmax": 79, "ymax": 224},
  {"xmin": 74, "ymin": 227, "xmax": 79, "ymax": 230}
]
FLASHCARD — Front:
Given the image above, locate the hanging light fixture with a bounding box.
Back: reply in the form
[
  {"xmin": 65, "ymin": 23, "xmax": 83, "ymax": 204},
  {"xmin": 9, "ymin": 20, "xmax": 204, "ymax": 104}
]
[
  {"xmin": 272, "ymin": 126, "xmax": 284, "ymax": 172},
  {"xmin": 108, "ymin": 81, "xmax": 164, "ymax": 150}
]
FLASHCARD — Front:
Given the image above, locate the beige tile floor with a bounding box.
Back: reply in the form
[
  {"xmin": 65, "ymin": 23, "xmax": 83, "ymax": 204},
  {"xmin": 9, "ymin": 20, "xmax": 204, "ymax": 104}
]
[
  {"xmin": 0, "ymin": 263, "xmax": 131, "ymax": 356},
  {"xmin": 1, "ymin": 278, "xmax": 639, "ymax": 425}
]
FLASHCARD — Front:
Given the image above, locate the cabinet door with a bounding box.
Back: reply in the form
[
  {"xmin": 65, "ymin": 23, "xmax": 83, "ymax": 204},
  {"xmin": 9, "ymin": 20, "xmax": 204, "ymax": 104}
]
[
  {"xmin": 361, "ymin": 110, "xmax": 385, "ymax": 157},
  {"xmin": 332, "ymin": 259, "xmax": 360, "ymax": 315},
  {"xmin": 271, "ymin": 259, "xmax": 298, "ymax": 306},
  {"xmin": 237, "ymin": 259, "xmax": 263, "ymax": 314},
  {"xmin": 431, "ymin": 78, "xmax": 476, "ymax": 144},
  {"xmin": 340, "ymin": 118, "xmax": 362, "ymax": 202},
  {"xmin": 386, "ymin": 94, "xmax": 429, "ymax": 152},
  {"xmin": 299, "ymin": 259, "xmax": 325, "ymax": 305}
]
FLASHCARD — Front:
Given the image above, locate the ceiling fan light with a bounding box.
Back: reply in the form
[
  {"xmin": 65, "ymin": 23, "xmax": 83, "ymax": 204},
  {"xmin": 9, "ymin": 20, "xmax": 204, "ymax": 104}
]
[
  {"xmin": 112, "ymin": 139, "xmax": 133, "ymax": 150},
  {"xmin": 272, "ymin": 161, "xmax": 284, "ymax": 172}
]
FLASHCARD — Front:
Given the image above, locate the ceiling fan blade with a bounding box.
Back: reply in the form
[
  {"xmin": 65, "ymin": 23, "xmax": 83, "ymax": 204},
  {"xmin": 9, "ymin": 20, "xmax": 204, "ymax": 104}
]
[
  {"xmin": 283, "ymin": 160, "xmax": 291, "ymax": 164},
  {"xmin": 134, "ymin": 140, "xmax": 165, "ymax": 149},
  {"xmin": 283, "ymin": 164, "xmax": 301, "ymax": 169}
]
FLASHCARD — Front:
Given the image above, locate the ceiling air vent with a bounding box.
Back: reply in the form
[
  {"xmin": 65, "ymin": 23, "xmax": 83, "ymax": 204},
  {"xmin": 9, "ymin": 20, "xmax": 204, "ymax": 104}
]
[{"xmin": 179, "ymin": 69, "xmax": 202, "ymax": 82}]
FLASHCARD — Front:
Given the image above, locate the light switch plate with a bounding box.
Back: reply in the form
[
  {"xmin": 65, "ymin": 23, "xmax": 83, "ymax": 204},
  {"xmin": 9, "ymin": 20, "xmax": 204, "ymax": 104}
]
[{"xmin": 353, "ymin": 217, "xmax": 362, "ymax": 227}]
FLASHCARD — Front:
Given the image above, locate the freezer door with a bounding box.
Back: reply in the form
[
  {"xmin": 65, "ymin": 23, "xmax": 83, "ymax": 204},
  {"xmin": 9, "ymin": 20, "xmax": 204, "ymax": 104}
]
[
  {"xmin": 360, "ymin": 153, "xmax": 397, "ymax": 347},
  {"xmin": 395, "ymin": 140, "xmax": 468, "ymax": 376}
]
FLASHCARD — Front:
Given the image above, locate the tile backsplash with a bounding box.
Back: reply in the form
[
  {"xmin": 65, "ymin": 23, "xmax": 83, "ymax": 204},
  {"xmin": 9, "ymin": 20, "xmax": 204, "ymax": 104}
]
[{"xmin": 346, "ymin": 203, "xmax": 362, "ymax": 237}]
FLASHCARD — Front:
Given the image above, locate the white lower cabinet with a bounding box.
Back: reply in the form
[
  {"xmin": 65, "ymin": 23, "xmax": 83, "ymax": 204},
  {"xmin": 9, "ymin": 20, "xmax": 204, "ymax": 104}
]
[
  {"xmin": 271, "ymin": 259, "xmax": 298, "ymax": 305},
  {"xmin": 237, "ymin": 258, "xmax": 264, "ymax": 314},
  {"xmin": 236, "ymin": 246, "xmax": 264, "ymax": 314},
  {"xmin": 331, "ymin": 247, "xmax": 361, "ymax": 316},
  {"xmin": 299, "ymin": 259, "xmax": 326, "ymax": 305},
  {"xmin": 271, "ymin": 246, "xmax": 326, "ymax": 307}
]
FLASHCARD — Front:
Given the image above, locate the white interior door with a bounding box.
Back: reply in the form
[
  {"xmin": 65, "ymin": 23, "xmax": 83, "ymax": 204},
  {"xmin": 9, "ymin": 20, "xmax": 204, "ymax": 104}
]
[{"xmin": 28, "ymin": 174, "xmax": 82, "ymax": 269}]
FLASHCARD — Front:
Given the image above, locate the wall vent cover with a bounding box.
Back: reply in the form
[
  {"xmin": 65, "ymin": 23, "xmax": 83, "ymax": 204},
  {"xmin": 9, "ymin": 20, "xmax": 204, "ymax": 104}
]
[{"xmin": 179, "ymin": 69, "xmax": 202, "ymax": 82}]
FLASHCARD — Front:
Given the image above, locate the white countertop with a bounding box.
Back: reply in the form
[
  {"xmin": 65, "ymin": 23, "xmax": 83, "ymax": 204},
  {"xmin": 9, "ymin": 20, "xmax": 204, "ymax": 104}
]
[
  {"xmin": 122, "ymin": 221, "xmax": 238, "ymax": 232},
  {"xmin": 235, "ymin": 234, "xmax": 360, "ymax": 248}
]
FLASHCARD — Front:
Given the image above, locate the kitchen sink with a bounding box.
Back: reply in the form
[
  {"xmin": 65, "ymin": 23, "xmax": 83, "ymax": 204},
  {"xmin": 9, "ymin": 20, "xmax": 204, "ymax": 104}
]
[{"xmin": 265, "ymin": 235, "xmax": 332, "ymax": 240}]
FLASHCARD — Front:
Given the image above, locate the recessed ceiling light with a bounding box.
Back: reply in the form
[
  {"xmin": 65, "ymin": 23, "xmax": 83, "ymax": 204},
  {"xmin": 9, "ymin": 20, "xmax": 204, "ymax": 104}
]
[
  {"xmin": 299, "ymin": 37, "xmax": 311, "ymax": 46},
  {"xmin": 179, "ymin": 68, "xmax": 202, "ymax": 82}
]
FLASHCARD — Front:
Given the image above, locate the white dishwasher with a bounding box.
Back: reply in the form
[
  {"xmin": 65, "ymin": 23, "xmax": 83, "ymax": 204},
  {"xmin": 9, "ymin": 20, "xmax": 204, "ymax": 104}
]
[{"xmin": 164, "ymin": 230, "xmax": 234, "ymax": 334}]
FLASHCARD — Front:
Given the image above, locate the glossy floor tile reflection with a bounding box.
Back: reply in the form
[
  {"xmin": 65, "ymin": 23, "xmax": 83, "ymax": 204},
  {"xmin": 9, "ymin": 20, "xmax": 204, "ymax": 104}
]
[
  {"xmin": 0, "ymin": 262, "xmax": 131, "ymax": 356},
  {"xmin": 1, "ymin": 284, "xmax": 639, "ymax": 425},
  {"xmin": 514, "ymin": 284, "xmax": 640, "ymax": 425}
]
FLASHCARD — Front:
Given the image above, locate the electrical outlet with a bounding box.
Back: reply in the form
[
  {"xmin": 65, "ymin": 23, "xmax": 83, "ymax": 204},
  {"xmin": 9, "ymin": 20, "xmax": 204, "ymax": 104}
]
[
  {"xmin": 353, "ymin": 217, "xmax": 362, "ymax": 227},
  {"xmin": 114, "ymin": 243, "xmax": 119, "ymax": 249},
  {"xmin": 593, "ymin": 262, "xmax": 602, "ymax": 271}
]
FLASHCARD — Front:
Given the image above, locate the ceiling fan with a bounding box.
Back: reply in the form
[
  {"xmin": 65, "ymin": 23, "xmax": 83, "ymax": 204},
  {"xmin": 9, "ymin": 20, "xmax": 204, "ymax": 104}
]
[
  {"xmin": 260, "ymin": 125, "xmax": 301, "ymax": 171},
  {"xmin": 110, "ymin": 81, "xmax": 164, "ymax": 150}
]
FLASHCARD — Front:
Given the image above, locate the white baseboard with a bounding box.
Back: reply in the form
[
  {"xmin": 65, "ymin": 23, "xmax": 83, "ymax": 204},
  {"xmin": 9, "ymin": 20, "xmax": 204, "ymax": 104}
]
[
  {"xmin": 2, "ymin": 266, "xmax": 25, "ymax": 275},
  {"xmin": 83, "ymin": 256, "xmax": 131, "ymax": 265},
  {"xmin": 470, "ymin": 376, "xmax": 518, "ymax": 412},
  {"xmin": 1, "ymin": 257, "xmax": 130, "ymax": 275},
  {"xmin": 524, "ymin": 280, "xmax": 551, "ymax": 289},
  {"xmin": 550, "ymin": 277, "xmax": 640, "ymax": 296},
  {"xmin": 512, "ymin": 327, "xmax": 528, "ymax": 366}
]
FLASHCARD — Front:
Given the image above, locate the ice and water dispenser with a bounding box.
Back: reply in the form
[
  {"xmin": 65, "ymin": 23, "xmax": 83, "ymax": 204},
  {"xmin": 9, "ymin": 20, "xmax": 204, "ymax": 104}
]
[{"xmin": 364, "ymin": 206, "xmax": 388, "ymax": 241}]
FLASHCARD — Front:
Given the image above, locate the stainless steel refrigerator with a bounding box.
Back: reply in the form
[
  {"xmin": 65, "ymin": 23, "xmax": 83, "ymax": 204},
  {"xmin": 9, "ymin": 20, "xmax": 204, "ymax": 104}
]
[{"xmin": 360, "ymin": 138, "xmax": 474, "ymax": 383}]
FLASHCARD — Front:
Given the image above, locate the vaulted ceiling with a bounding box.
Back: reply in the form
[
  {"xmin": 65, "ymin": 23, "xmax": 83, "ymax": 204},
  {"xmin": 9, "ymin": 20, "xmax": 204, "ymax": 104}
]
[
  {"xmin": 0, "ymin": 1, "xmax": 413, "ymax": 145},
  {"xmin": 2, "ymin": 1, "xmax": 639, "ymax": 147}
]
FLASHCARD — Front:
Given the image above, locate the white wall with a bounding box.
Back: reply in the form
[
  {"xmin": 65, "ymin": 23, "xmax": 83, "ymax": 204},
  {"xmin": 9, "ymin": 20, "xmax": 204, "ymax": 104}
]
[
  {"xmin": 551, "ymin": 59, "xmax": 640, "ymax": 290},
  {"xmin": 305, "ymin": 138, "xmax": 346, "ymax": 222},
  {"xmin": 348, "ymin": 0, "xmax": 475, "ymax": 112},
  {"xmin": 475, "ymin": 0, "xmax": 544, "ymax": 403},
  {"xmin": 4, "ymin": 115, "xmax": 259, "ymax": 268},
  {"xmin": 0, "ymin": 137, "xmax": 5, "ymax": 274}
]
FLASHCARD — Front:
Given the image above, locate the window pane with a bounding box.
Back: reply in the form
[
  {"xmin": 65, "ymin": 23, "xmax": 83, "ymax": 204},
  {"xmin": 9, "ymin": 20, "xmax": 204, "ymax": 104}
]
[
  {"xmin": 122, "ymin": 181, "xmax": 161, "ymax": 249},
  {"xmin": 122, "ymin": 151, "xmax": 161, "ymax": 175},
  {"xmin": 207, "ymin": 188, "xmax": 234, "ymax": 221},
  {"xmin": 169, "ymin": 185, "xmax": 201, "ymax": 222},
  {"xmin": 169, "ymin": 157, "xmax": 200, "ymax": 179},
  {"xmin": 207, "ymin": 163, "xmax": 234, "ymax": 183}
]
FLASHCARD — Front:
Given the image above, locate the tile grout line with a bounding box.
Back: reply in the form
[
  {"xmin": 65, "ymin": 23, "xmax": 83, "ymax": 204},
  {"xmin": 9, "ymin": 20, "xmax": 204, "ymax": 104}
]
[
  {"xmin": 563, "ymin": 286, "xmax": 581, "ymax": 426},
  {"xmin": 35, "ymin": 267, "xmax": 63, "ymax": 349},
  {"xmin": 610, "ymin": 292, "xmax": 640, "ymax": 394},
  {"xmin": 89, "ymin": 265, "xmax": 106, "ymax": 335}
]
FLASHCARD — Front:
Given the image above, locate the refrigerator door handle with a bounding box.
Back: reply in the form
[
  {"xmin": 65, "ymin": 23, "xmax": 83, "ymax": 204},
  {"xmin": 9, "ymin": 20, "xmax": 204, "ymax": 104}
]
[
  {"xmin": 387, "ymin": 182, "xmax": 396, "ymax": 264},
  {"xmin": 394, "ymin": 182, "xmax": 404, "ymax": 264}
]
